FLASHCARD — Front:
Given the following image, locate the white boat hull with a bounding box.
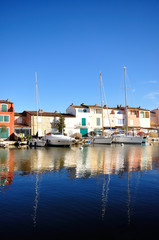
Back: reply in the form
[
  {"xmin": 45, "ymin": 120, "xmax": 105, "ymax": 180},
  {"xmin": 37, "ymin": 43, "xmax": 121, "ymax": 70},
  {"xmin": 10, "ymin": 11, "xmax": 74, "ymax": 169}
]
[
  {"xmin": 44, "ymin": 134, "xmax": 75, "ymax": 146},
  {"xmin": 112, "ymin": 135, "xmax": 143, "ymax": 144},
  {"xmin": 92, "ymin": 136, "xmax": 112, "ymax": 144},
  {"xmin": 28, "ymin": 139, "xmax": 46, "ymax": 147}
]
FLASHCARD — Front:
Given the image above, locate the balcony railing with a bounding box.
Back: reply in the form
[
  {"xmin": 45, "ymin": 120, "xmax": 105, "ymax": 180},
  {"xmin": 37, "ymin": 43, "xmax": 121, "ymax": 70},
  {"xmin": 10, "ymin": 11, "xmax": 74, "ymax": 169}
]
[{"xmin": 75, "ymin": 122, "xmax": 90, "ymax": 128}]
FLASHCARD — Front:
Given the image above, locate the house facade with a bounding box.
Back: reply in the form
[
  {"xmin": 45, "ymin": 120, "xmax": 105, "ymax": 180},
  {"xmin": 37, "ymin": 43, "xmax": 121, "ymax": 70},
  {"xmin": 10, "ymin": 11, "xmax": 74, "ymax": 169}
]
[
  {"xmin": 66, "ymin": 103, "xmax": 105, "ymax": 136},
  {"xmin": 66, "ymin": 103, "xmax": 151, "ymax": 136},
  {"xmin": 0, "ymin": 99, "xmax": 14, "ymax": 140},
  {"xmin": 14, "ymin": 110, "xmax": 75, "ymax": 137},
  {"xmin": 105, "ymin": 105, "xmax": 150, "ymax": 133},
  {"xmin": 14, "ymin": 103, "xmax": 152, "ymax": 138}
]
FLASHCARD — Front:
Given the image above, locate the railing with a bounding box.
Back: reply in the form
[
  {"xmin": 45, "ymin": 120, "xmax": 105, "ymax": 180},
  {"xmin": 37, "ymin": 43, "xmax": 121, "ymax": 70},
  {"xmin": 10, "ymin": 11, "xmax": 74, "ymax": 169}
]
[{"xmin": 75, "ymin": 122, "xmax": 90, "ymax": 128}]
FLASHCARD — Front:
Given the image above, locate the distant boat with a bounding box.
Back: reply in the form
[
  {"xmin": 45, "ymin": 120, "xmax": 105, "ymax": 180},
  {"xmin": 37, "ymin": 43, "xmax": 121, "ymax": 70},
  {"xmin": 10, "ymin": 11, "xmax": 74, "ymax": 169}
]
[
  {"xmin": 112, "ymin": 67, "xmax": 142, "ymax": 144},
  {"xmin": 44, "ymin": 132, "xmax": 75, "ymax": 147},
  {"xmin": 92, "ymin": 135, "xmax": 112, "ymax": 144},
  {"xmin": 28, "ymin": 72, "xmax": 46, "ymax": 147},
  {"xmin": 92, "ymin": 73, "xmax": 112, "ymax": 145},
  {"xmin": 112, "ymin": 134, "xmax": 143, "ymax": 144},
  {"xmin": 28, "ymin": 138, "xmax": 46, "ymax": 147}
]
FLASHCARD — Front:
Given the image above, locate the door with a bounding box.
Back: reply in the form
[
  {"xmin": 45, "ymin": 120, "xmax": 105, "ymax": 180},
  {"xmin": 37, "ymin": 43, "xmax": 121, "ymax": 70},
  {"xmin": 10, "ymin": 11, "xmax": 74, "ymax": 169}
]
[
  {"xmin": 80, "ymin": 128, "xmax": 88, "ymax": 137},
  {"xmin": 0, "ymin": 127, "xmax": 9, "ymax": 139}
]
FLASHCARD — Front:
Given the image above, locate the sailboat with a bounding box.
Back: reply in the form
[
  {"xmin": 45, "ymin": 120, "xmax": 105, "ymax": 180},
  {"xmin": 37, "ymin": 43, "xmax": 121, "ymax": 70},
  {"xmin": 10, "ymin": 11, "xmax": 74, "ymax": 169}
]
[
  {"xmin": 92, "ymin": 73, "xmax": 112, "ymax": 144},
  {"xmin": 28, "ymin": 72, "xmax": 46, "ymax": 147},
  {"xmin": 112, "ymin": 67, "xmax": 143, "ymax": 144}
]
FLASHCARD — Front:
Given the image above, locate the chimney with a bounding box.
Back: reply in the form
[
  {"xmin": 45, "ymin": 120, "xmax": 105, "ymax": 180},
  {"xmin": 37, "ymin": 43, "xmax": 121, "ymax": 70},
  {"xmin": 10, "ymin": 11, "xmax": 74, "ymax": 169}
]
[
  {"xmin": 7, "ymin": 98, "xmax": 9, "ymax": 102},
  {"xmin": 39, "ymin": 109, "xmax": 43, "ymax": 113}
]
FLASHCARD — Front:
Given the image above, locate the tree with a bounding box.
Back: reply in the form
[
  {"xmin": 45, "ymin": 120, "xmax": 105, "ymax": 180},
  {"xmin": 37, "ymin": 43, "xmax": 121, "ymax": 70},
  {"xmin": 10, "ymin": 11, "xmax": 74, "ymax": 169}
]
[{"xmin": 56, "ymin": 115, "xmax": 65, "ymax": 133}]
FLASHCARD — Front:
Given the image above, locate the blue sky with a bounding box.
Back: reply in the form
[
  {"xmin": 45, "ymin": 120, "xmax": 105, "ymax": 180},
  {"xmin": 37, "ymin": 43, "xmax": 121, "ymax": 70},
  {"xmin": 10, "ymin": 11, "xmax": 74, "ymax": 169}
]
[{"xmin": 1, "ymin": 0, "xmax": 159, "ymax": 113}]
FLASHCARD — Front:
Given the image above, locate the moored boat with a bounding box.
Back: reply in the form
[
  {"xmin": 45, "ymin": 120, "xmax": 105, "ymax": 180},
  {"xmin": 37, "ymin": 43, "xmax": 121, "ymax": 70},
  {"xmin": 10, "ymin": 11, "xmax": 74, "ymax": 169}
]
[
  {"xmin": 28, "ymin": 138, "xmax": 46, "ymax": 147},
  {"xmin": 44, "ymin": 133, "xmax": 75, "ymax": 147},
  {"xmin": 92, "ymin": 135, "xmax": 112, "ymax": 144},
  {"xmin": 112, "ymin": 134, "xmax": 142, "ymax": 144}
]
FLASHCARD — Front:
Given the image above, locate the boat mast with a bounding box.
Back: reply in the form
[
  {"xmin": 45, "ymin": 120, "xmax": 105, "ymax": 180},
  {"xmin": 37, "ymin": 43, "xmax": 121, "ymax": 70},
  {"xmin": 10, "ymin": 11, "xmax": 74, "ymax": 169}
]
[
  {"xmin": 124, "ymin": 66, "xmax": 128, "ymax": 135},
  {"xmin": 100, "ymin": 73, "xmax": 104, "ymax": 133},
  {"xmin": 35, "ymin": 72, "xmax": 39, "ymax": 136}
]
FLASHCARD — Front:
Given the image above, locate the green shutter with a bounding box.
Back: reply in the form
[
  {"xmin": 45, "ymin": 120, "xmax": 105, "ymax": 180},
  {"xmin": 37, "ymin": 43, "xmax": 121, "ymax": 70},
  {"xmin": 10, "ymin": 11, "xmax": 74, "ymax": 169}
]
[
  {"xmin": 4, "ymin": 116, "xmax": 9, "ymax": 122},
  {"xmin": 1, "ymin": 104, "xmax": 7, "ymax": 112},
  {"xmin": 82, "ymin": 118, "xmax": 86, "ymax": 126},
  {"xmin": 0, "ymin": 128, "xmax": 9, "ymax": 139},
  {"xmin": 0, "ymin": 115, "xmax": 3, "ymax": 122}
]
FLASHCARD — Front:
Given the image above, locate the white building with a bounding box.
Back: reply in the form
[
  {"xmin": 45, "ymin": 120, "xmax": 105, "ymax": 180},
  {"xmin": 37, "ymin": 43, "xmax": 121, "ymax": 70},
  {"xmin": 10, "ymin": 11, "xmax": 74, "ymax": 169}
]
[{"xmin": 66, "ymin": 103, "xmax": 104, "ymax": 136}]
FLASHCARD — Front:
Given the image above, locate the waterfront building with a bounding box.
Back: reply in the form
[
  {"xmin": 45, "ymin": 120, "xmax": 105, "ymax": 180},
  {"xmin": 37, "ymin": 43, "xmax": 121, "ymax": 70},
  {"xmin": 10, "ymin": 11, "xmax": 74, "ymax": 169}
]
[
  {"xmin": 14, "ymin": 109, "xmax": 75, "ymax": 137},
  {"xmin": 66, "ymin": 103, "xmax": 104, "ymax": 136},
  {"xmin": 105, "ymin": 105, "xmax": 150, "ymax": 134},
  {"xmin": 66, "ymin": 103, "xmax": 151, "ymax": 136},
  {"xmin": 14, "ymin": 103, "xmax": 153, "ymax": 138},
  {"xmin": 0, "ymin": 99, "xmax": 14, "ymax": 140}
]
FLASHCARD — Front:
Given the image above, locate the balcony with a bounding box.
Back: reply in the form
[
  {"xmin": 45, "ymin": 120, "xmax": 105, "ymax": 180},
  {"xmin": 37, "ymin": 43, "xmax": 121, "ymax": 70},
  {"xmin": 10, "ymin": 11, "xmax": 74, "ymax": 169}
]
[{"xmin": 75, "ymin": 122, "xmax": 90, "ymax": 128}]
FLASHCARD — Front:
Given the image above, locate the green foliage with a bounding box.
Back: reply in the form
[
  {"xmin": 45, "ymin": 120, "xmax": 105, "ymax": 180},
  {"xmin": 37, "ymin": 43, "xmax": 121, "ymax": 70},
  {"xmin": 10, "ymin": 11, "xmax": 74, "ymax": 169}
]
[{"xmin": 57, "ymin": 115, "xmax": 65, "ymax": 133}]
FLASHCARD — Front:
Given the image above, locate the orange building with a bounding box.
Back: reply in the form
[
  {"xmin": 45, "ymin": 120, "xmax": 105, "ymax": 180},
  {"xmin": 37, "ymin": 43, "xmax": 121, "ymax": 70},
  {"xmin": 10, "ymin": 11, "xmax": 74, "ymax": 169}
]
[{"xmin": 0, "ymin": 99, "xmax": 14, "ymax": 140}]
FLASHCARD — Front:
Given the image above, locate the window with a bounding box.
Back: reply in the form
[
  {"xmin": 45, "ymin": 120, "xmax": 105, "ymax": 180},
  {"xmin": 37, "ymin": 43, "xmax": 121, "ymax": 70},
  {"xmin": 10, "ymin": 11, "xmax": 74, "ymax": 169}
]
[
  {"xmin": 145, "ymin": 112, "xmax": 149, "ymax": 118},
  {"xmin": 38, "ymin": 117, "xmax": 42, "ymax": 123},
  {"xmin": 96, "ymin": 109, "xmax": 102, "ymax": 114},
  {"xmin": 118, "ymin": 119, "xmax": 124, "ymax": 124},
  {"xmin": 0, "ymin": 115, "xmax": 9, "ymax": 122},
  {"xmin": 140, "ymin": 112, "xmax": 144, "ymax": 118},
  {"xmin": 1, "ymin": 104, "xmax": 7, "ymax": 112},
  {"xmin": 96, "ymin": 118, "xmax": 100, "ymax": 126},
  {"xmin": 130, "ymin": 120, "xmax": 133, "ymax": 126},
  {"xmin": 17, "ymin": 117, "xmax": 22, "ymax": 123},
  {"xmin": 78, "ymin": 109, "xmax": 88, "ymax": 113},
  {"xmin": 82, "ymin": 118, "xmax": 86, "ymax": 126},
  {"xmin": 4, "ymin": 116, "xmax": 9, "ymax": 122},
  {"xmin": 0, "ymin": 127, "xmax": 9, "ymax": 139}
]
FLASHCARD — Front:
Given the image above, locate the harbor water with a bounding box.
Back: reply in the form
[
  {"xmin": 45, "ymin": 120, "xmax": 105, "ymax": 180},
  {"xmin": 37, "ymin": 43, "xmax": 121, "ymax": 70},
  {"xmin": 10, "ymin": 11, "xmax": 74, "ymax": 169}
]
[{"xmin": 0, "ymin": 144, "xmax": 159, "ymax": 239}]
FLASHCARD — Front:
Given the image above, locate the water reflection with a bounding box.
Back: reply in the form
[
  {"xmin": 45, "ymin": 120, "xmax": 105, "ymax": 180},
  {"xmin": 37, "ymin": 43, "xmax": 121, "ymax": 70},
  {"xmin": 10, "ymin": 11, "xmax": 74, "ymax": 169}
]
[
  {"xmin": 0, "ymin": 144, "xmax": 156, "ymax": 181},
  {"xmin": 0, "ymin": 144, "xmax": 159, "ymax": 237},
  {"xmin": 0, "ymin": 149, "xmax": 14, "ymax": 187}
]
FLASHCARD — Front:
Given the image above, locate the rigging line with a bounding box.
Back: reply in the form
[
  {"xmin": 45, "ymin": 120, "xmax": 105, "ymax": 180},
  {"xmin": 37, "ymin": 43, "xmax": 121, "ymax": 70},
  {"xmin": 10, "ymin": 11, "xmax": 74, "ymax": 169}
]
[
  {"xmin": 102, "ymin": 83, "xmax": 112, "ymax": 130},
  {"xmin": 125, "ymin": 72, "xmax": 136, "ymax": 107}
]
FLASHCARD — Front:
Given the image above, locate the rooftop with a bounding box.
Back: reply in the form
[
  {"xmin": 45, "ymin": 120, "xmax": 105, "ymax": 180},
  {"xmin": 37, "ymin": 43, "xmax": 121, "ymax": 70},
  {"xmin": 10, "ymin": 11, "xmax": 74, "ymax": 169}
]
[
  {"xmin": 0, "ymin": 99, "xmax": 13, "ymax": 104},
  {"xmin": 70, "ymin": 103, "xmax": 150, "ymax": 111},
  {"xmin": 15, "ymin": 110, "xmax": 75, "ymax": 118}
]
